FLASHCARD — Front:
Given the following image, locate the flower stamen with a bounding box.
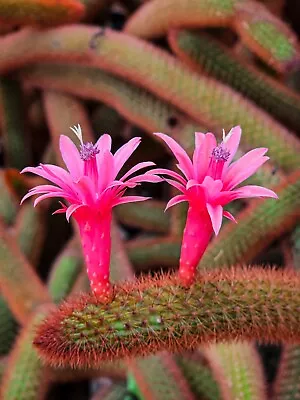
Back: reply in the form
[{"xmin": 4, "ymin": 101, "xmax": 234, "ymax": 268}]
[{"xmin": 80, "ymin": 142, "xmax": 100, "ymax": 161}]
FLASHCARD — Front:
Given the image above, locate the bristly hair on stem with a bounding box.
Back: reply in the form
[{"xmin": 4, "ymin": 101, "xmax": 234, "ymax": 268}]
[{"xmin": 33, "ymin": 267, "xmax": 300, "ymax": 368}]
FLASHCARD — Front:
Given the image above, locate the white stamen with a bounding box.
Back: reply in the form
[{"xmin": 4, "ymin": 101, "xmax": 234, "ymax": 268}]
[
  {"xmin": 70, "ymin": 124, "xmax": 83, "ymax": 145},
  {"xmin": 222, "ymin": 128, "xmax": 233, "ymax": 144}
]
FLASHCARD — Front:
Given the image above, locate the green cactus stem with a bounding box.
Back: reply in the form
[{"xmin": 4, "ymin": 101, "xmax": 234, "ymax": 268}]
[
  {"xmin": 176, "ymin": 352, "xmax": 222, "ymax": 400},
  {"xmin": 204, "ymin": 342, "xmax": 266, "ymax": 400},
  {"xmin": 47, "ymin": 236, "xmax": 84, "ymax": 304},
  {"xmin": 124, "ymin": 0, "xmax": 244, "ymax": 38},
  {"xmin": 0, "ymin": 170, "xmax": 18, "ymax": 226},
  {"xmin": 0, "ymin": 296, "xmax": 18, "ymax": 356},
  {"xmin": 0, "ymin": 77, "xmax": 30, "ymax": 169},
  {"xmin": 25, "ymin": 64, "xmax": 202, "ymax": 151},
  {"xmin": 0, "ymin": 0, "xmax": 84, "ymax": 26},
  {"xmin": 9, "ymin": 26, "xmax": 299, "ymax": 170},
  {"xmin": 0, "ymin": 219, "xmax": 50, "ymax": 325},
  {"xmin": 126, "ymin": 237, "xmax": 181, "ymax": 270},
  {"xmin": 115, "ymin": 200, "xmax": 169, "ymax": 234},
  {"xmin": 233, "ymin": 1, "xmax": 300, "ymax": 73},
  {"xmin": 199, "ymin": 171, "xmax": 300, "ymax": 269},
  {"xmin": 168, "ymin": 30, "xmax": 300, "ymax": 132},
  {"xmin": 128, "ymin": 352, "xmax": 195, "ymax": 400},
  {"xmin": 33, "ymin": 267, "xmax": 300, "ymax": 368},
  {"xmin": 0, "ymin": 306, "xmax": 53, "ymax": 400},
  {"xmin": 14, "ymin": 202, "xmax": 47, "ymax": 265}
]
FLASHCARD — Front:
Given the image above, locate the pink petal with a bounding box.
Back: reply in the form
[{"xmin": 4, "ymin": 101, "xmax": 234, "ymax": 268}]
[
  {"xmin": 121, "ymin": 161, "xmax": 155, "ymax": 181},
  {"xmin": 207, "ymin": 204, "xmax": 223, "ymax": 235},
  {"xmin": 20, "ymin": 185, "xmax": 65, "ymax": 204},
  {"xmin": 41, "ymin": 164, "xmax": 77, "ymax": 194},
  {"xmin": 97, "ymin": 150, "xmax": 115, "ymax": 191},
  {"xmin": 95, "ymin": 134, "xmax": 112, "ymax": 152},
  {"xmin": 164, "ymin": 178, "xmax": 186, "ymax": 193},
  {"xmin": 186, "ymin": 179, "xmax": 201, "ymax": 191},
  {"xmin": 193, "ymin": 132, "xmax": 217, "ymax": 182},
  {"xmin": 202, "ymin": 176, "xmax": 223, "ymax": 200},
  {"xmin": 113, "ymin": 196, "xmax": 151, "ymax": 207},
  {"xmin": 33, "ymin": 192, "xmax": 65, "ymax": 207},
  {"xmin": 223, "ymin": 210, "xmax": 237, "ymax": 223},
  {"xmin": 59, "ymin": 135, "xmax": 83, "ymax": 181},
  {"xmin": 113, "ymin": 137, "xmax": 141, "ymax": 177},
  {"xmin": 195, "ymin": 132, "xmax": 205, "ymax": 148},
  {"xmin": 222, "ymin": 126, "xmax": 242, "ymax": 170},
  {"xmin": 154, "ymin": 133, "xmax": 193, "ymax": 179},
  {"xmin": 146, "ymin": 168, "xmax": 186, "ymax": 185},
  {"xmin": 165, "ymin": 195, "xmax": 187, "ymax": 211},
  {"xmin": 231, "ymin": 185, "xmax": 278, "ymax": 200},
  {"xmin": 52, "ymin": 202, "xmax": 67, "ymax": 215},
  {"xmin": 76, "ymin": 176, "xmax": 96, "ymax": 205},
  {"xmin": 66, "ymin": 204, "xmax": 84, "ymax": 221},
  {"xmin": 223, "ymin": 148, "xmax": 269, "ymax": 190},
  {"xmin": 126, "ymin": 174, "xmax": 163, "ymax": 184}
]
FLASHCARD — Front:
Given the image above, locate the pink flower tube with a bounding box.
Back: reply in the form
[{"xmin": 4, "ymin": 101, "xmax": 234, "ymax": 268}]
[
  {"xmin": 21, "ymin": 125, "xmax": 161, "ymax": 301},
  {"xmin": 147, "ymin": 126, "xmax": 278, "ymax": 286}
]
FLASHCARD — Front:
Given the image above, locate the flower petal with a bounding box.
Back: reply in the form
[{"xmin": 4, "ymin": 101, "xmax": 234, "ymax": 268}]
[
  {"xmin": 97, "ymin": 150, "xmax": 115, "ymax": 191},
  {"xmin": 113, "ymin": 196, "xmax": 151, "ymax": 207},
  {"xmin": 195, "ymin": 132, "xmax": 205, "ymax": 147},
  {"xmin": 207, "ymin": 203, "xmax": 223, "ymax": 235},
  {"xmin": 165, "ymin": 195, "xmax": 187, "ymax": 211},
  {"xmin": 33, "ymin": 192, "xmax": 65, "ymax": 207},
  {"xmin": 95, "ymin": 134, "xmax": 112, "ymax": 152},
  {"xmin": 66, "ymin": 204, "xmax": 84, "ymax": 221},
  {"xmin": 222, "ymin": 126, "xmax": 242, "ymax": 170},
  {"xmin": 223, "ymin": 210, "xmax": 237, "ymax": 223},
  {"xmin": 231, "ymin": 185, "xmax": 278, "ymax": 200},
  {"xmin": 223, "ymin": 148, "xmax": 269, "ymax": 190},
  {"xmin": 59, "ymin": 135, "xmax": 83, "ymax": 181},
  {"xmin": 126, "ymin": 174, "xmax": 163, "ymax": 184},
  {"xmin": 193, "ymin": 132, "xmax": 217, "ymax": 182},
  {"xmin": 121, "ymin": 161, "xmax": 155, "ymax": 181},
  {"xmin": 114, "ymin": 137, "xmax": 141, "ymax": 177},
  {"xmin": 164, "ymin": 178, "xmax": 186, "ymax": 193},
  {"xmin": 154, "ymin": 133, "xmax": 193, "ymax": 179},
  {"xmin": 146, "ymin": 168, "xmax": 186, "ymax": 185}
]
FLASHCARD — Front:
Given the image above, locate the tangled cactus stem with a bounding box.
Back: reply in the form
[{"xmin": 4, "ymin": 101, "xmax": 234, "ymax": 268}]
[
  {"xmin": 33, "ymin": 267, "xmax": 300, "ymax": 368},
  {"xmin": 14, "ymin": 26, "xmax": 300, "ymax": 171},
  {"xmin": 0, "ymin": 0, "xmax": 84, "ymax": 26}
]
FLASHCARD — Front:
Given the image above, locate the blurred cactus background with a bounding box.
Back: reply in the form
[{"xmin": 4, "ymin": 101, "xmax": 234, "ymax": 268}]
[{"xmin": 0, "ymin": 0, "xmax": 300, "ymax": 399}]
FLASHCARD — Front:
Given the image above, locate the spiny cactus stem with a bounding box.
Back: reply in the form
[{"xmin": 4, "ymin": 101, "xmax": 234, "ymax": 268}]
[{"xmin": 33, "ymin": 267, "xmax": 300, "ymax": 368}]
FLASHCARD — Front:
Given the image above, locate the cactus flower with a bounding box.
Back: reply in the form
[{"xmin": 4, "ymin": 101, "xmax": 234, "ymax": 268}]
[
  {"xmin": 21, "ymin": 124, "xmax": 161, "ymax": 301},
  {"xmin": 147, "ymin": 126, "xmax": 278, "ymax": 286}
]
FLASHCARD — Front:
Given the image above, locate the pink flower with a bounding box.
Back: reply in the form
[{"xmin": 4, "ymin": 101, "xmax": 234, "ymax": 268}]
[
  {"xmin": 147, "ymin": 126, "xmax": 278, "ymax": 286},
  {"xmin": 21, "ymin": 124, "xmax": 161, "ymax": 301}
]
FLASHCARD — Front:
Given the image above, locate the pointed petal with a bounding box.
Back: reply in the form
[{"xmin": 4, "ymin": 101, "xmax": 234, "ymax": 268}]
[
  {"xmin": 232, "ymin": 185, "xmax": 278, "ymax": 200},
  {"xmin": 33, "ymin": 192, "xmax": 65, "ymax": 207},
  {"xmin": 207, "ymin": 204, "xmax": 223, "ymax": 235},
  {"xmin": 194, "ymin": 132, "xmax": 217, "ymax": 182},
  {"xmin": 146, "ymin": 168, "xmax": 186, "ymax": 185},
  {"xmin": 126, "ymin": 173, "xmax": 163, "ymax": 184},
  {"xmin": 114, "ymin": 137, "xmax": 141, "ymax": 177},
  {"xmin": 202, "ymin": 176, "xmax": 223, "ymax": 201},
  {"xmin": 223, "ymin": 210, "xmax": 237, "ymax": 223},
  {"xmin": 154, "ymin": 132, "xmax": 193, "ymax": 179},
  {"xmin": 222, "ymin": 126, "xmax": 242, "ymax": 169},
  {"xmin": 59, "ymin": 135, "xmax": 83, "ymax": 181},
  {"xmin": 195, "ymin": 132, "xmax": 205, "ymax": 147},
  {"xmin": 113, "ymin": 196, "xmax": 151, "ymax": 207},
  {"xmin": 95, "ymin": 134, "xmax": 112, "ymax": 152},
  {"xmin": 164, "ymin": 178, "xmax": 186, "ymax": 193},
  {"xmin": 165, "ymin": 195, "xmax": 187, "ymax": 210},
  {"xmin": 223, "ymin": 148, "xmax": 269, "ymax": 190},
  {"xmin": 121, "ymin": 161, "xmax": 155, "ymax": 181},
  {"xmin": 66, "ymin": 204, "xmax": 84, "ymax": 221},
  {"xmin": 97, "ymin": 150, "xmax": 115, "ymax": 191}
]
